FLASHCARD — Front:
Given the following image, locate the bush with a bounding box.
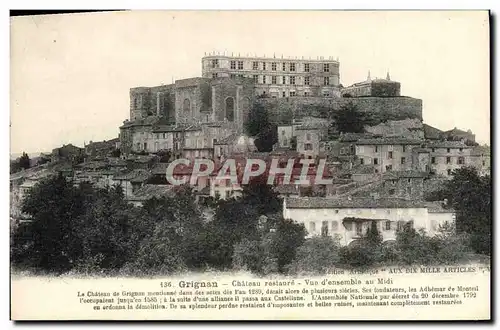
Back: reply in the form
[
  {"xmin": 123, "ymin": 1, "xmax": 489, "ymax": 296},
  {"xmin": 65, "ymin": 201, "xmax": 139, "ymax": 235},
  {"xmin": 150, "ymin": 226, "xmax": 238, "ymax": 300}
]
[
  {"xmin": 339, "ymin": 244, "xmax": 376, "ymax": 268},
  {"xmin": 287, "ymin": 236, "xmax": 341, "ymax": 275},
  {"xmin": 232, "ymin": 235, "xmax": 277, "ymax": 275}
]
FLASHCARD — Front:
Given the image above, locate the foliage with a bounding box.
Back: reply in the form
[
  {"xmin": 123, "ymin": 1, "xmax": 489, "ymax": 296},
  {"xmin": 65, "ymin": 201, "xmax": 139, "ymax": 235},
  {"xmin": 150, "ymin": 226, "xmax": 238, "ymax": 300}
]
[
  {"xmin": 245, "ymin": 103, "xmax": 277, "ymax": 152},
  {"xmin": 19, "ymin": 152, "xmax": 31, "ymax": 170},
  {"xmin": 426, "ymin": 167, "xmax": 491, "ymax": 255},
  {"xmin": 111, "ymin": 148, "xmax": 121, "ymax": 158},
  {"xmin": 331, "ymin": 101, "xmax": 368, "ymax": 133},
  {"xmin": 288, "ymin": 236, "xmax": 341, "ymax": 274}
]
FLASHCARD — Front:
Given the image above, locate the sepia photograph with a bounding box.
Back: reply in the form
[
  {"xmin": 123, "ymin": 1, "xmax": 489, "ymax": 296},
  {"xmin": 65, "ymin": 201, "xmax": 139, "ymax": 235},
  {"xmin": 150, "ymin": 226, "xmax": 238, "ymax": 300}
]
[{"xmin": 9, "ymin": 9, "xmax": 491, "ymax": 321}]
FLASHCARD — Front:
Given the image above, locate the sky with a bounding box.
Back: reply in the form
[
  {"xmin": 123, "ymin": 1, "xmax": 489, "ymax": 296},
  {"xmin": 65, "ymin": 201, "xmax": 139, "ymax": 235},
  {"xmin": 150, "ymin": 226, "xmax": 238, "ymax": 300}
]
[{"xmin": 10, "ymin": 10, "xmax": 490, "ymax": 154}]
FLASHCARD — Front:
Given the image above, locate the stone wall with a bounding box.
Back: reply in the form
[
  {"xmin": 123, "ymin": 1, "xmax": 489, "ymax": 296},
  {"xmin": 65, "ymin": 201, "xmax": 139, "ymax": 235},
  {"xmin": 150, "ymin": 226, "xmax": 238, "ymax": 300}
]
[{"xmin": 256, "ymin": 96, "xmax": 422, "ymax": 125}]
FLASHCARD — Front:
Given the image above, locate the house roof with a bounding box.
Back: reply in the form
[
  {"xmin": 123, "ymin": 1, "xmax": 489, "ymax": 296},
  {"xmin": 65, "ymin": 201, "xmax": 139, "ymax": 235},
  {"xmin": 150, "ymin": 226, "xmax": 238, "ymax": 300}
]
[
  {"xmin": 274, "ymin": 184, "xmax": 300, "ymax": 195},
  {"xmin": 423, "ymin": 124, "xmax": 444, "ymax": 140},
  {"xmin": 285, "ymin": 197, "xmax": 425, "ymax": 209},
  {"xmin": 424, "ymin": 201, "xmax": 455, "ymax": 213},
  {"xmin": 470, "ymin": 145, "xmax": 491, "ymax": 156},
  {"xmin": 444, "ymin": 127, "xmax": 472, "ymax": 135},
  {"xmin": 128, "ymin": 184, "xmax": 176, "ymax": 201},
  {"xmin": 383, "ymin": 170, "xmax": 429, "ymax": 180},
  {"xmin": 120, "ymin": 116, "xmax": 160, "ymax": 129},
  {"xmin": 338, "ymin": 132, "xmax": 378, "ymax": 142},
  {"xmin": 356, "ymin": 137, "xmax": 423, "ymax": 145},
  {"xmin": 113, "ymin": 169, "xmax": 150, "ymax": 182},
  {"xmin": 424, "ymin": 141, "xmax": 471, "ymax": 149}
]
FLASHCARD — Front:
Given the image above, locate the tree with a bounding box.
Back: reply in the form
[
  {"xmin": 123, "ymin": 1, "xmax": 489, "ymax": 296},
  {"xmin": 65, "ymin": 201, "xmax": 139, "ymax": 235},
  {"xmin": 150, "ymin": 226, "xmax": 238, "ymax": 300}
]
[
  {"xmin": 245, "ymin": 103, "xmax": 277, "ymax": 152},
  {"xmin": 426, "ymin": 167, "xmax": 491, "ymax": 255},
  {"xmin": 287, "ymin": 236, "xmax": 341, "ymax": 274},
  {"xmin": 331, "ymin": 101, "xmax": 367, "ymax": 133},
  {"xmin": 111, "ymin": 148, "xmax": 121, "ymax": 158},
  {"xmin": 19, "ymin": 152, "xmax": 31, "ymax": 170},
  {"xmin": 365, "ymin": 221, "xmax": 383, "ymax": 247}
]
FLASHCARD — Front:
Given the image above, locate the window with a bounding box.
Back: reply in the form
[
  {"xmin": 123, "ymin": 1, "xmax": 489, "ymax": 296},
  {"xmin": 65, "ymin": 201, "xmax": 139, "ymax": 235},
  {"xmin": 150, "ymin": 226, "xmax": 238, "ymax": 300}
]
[
  {"xmin": 386, "ymin": 165, "xmax": 393, "ymax": 171},
  {"xmin": 290, "ymin": 91, "xmax": 296, "ymax": 97},
  {"xmin": 225, "ymin": 97, "xmax": 235, "ymax": 122},
  {"xmin": 271, "ymin": 76, "xmax": 277, "ymax": 84},
  {"xmin": 323, "ymin": 63, "xmax": 330, "ymax": 72},
  {"xmin": 335, "ymin": 209, "xmax": 339, "ymax": 214},
  {"xmin": 211, "ymin": 59, "xmax": 219, "ymax": 68},
  {"xmin": 290, "ymin": 76, "xmax": 296, "ymax": 85},
  {"xmin": 323, "ymin": 93, "xmax": 330, "ymax": 97},
  {"xmin": 431, "ymin": 148, "xmax": 435, "ymax": 152},
  {"xmin": 212, "ymin": 73, "xmax": 218, "ymax": 78},
  {"xmin": 388, "ymin": 151, "xmax": 393, "ymax": 159},
  {"xmin": 304, "ymin": 76, "xmax": 310, "ymax": 85},
  {"xmin": 253, "ymin": 75, "xmax": 258, "ymax": 83},
  {"xmin": 482, "ymin": 161, "xmax": 486, "ymax": 166},
  {"xmin": 230, "ymin": 60, "xmax": 236, "ymax": 69},
  {"xmin": 431, "ymin": 157, "xmax": 436, "ymax": 164},
  {"xmin": 252, "ymin": 61, "xmax": 258, "ymax": 70},
  {"xmin": 459, "ymin": 148, "xmax": 463, "ymax": 152},
  {"xmin": 236, "ymin": 61, "xmax": 243, "ymax": 70},
  {"xmin": 385, "ymin": 221, "xmax": 391, "ymax": 231},
  {"xmin": 304, "ymin": 63, "xmax": 310, "ymax": 72},
  {"xmin": 290, "ymin": 63, "xmax": 296, "ymax": 72},
  {"xmin": 324, "ymin": 77, "xmax": 330, "ymax": 85},
  {"xmin": 458, "ymin": 156, "xmax": 465, "ymax": 165},
  {"xmin": 447, "ymin": 169, "xmax": 452, "ymax": 175},
  {"xmin": 262, "ymin": 76, "xmax": 266, "ymax": 84},
  {"xmin": 306, "ymin": 133, "xmax": 311, "ymax": 140},
  {"xmin": 282, "ymin": 63, "xmax": 286, "ymax": 71},
  {"xmin": 355, "ymin": 223, "xmax": 363, "ymax": 236},
  {"xmin": 304, "ymin": 91, "xmax": 310, "ymax": 96},
  {"xmin": 262, "ymin": 62, "xmax": 267, "ymax": 70},
  {"xmin": 272, "ymin": 62, "xmax": 277, "ymax": 71},
  {"xmin": 375, "ymin": 146, "xmax": 379, "ymax": 152},
  {"xmin": 447, "ymin": 148, "xmax": 451, "ymax": 153},
  {"xmin": 282, "ymin": 91, "xmax": 286, "ymax": 97},
  {"xmin": 360, "ymin": 158, "xmax": 364, "ymax": 165},
  {"xmin": 163, "ymin": 133, "xmax": 166, "ymax": 139},
  {"xmin": 374, "ymin": 158, "xmax": 379, "ymax": 165},
  {"xmin": 402, "ymin": 145, "xmax": 406, "ymax": 152},
  {"xmin": 389, "ymin": 188, "xmax": 395, "ymax": 195},
  {"xmin": 309, "ymin": 222, "xmax": 316, "ymax": 233},
  {"xmin": 183, "ymin": 98, "xmax": 191, "ymax": 113},
  {"xmin": 305, "ymin": 143, "xmax": 313, "ymax": 150},
  {"xmin": 230, "ymin": 74, "xmax": 236, "ymax": 79},
  {"xmin": 401, "ymin": 157, "xmax": 406, "ymax": 164},
  {"xmin": 143, "ymin": 142, "xmax": 147, "ymax": 150},
  {"xmin": 321, "ymin": 221, "xmax": 329, "ymax": 237},
  {"xmin": 332, "ymin": 221, "xmax": 338, "ymax": 231},
  {"xmin": 446, "ymin": 157, "xmax": 451, "ymax": 164},
  {"xmin": 282, "ymin": 76, "xmax": 286, "ymax": 84}
]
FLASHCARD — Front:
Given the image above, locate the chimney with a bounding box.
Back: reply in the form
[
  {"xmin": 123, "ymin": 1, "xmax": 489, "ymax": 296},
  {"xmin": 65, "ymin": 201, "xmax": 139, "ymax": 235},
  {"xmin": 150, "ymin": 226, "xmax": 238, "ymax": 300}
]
[
  {"xmin": 367, "ymin": 70, "xmax": 371, "ymax": 82},
  {"xmin": 386, "ymin": 71, "xmax": 391, "ymax": 81}
]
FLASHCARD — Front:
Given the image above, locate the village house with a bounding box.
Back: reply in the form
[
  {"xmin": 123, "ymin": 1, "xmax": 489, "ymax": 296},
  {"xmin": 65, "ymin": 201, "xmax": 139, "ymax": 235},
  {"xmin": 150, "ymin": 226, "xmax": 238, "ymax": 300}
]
[
  {"xmin": 423, "ymin": 141, "xmax": 473, "ymax": 177},
  {"xmin": 354, "ymin": 137, "xmax": 423, "ymax": 173},
  {"xmin": 282, "ymin": 197, "xmax": 455, "ymax": 246},
  {"xmin": 469, "ymin": 145, "xmax": 491, "ymax": 176}
]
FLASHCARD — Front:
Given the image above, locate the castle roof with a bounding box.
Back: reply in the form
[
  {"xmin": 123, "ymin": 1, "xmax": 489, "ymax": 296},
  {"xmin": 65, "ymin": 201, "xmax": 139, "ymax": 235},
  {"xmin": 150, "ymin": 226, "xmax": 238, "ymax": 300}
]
[{"xmin": 285, "ymin": 197, "xmax": 425, "ymax": 209}]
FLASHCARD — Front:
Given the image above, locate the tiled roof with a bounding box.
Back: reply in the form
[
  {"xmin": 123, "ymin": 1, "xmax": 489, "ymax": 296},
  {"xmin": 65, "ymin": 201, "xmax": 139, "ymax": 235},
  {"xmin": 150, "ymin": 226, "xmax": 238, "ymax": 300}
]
[
  {"xmin": 113, "ymin": 169, "xmax": 150, "ymax": 182},
  {"xmin": 445, "ymin": 127, "xmax": 470, "ymax": 135},
  {"xmin": 383, "ymin": 170, "xmax": 429, "ymax": 180},
  {"xmin": 128, "ymin": 184, "xmax": 176, "ymax": 201},
  {"xmin": 356, "ymin": 137, "xmax": 423, "ymax": 145},
  {"xmin": 285, "ymin": 197, "xmax": 425, "ymax": 209},
  {"xmin": 424, "ymin": 201, "xmax": 455, "ymax": 213},
  {"xmin": 274, "ymin": 184, "xmax": 300, "ymax": 195},
  {"xmin": 423, "ymin": 124, "xmax": 444, "ymax": 140},
  {"xmin": 412, "ymin": 147, "xmax": 431, "ymax": 153},
  {"xmin": 424, "ymin": 141, "xmax": 471, "ymax": 149},
  {"xmin": 338, "ymin": 132, "xmax": 378, "ymax": 142},
  {"xmin": 151, "ymin": 163, "xmax": 170, "ymax": 175},
  {"xmin": 214, "ymin": 133, "xmax": 238, "ymax": 145}
]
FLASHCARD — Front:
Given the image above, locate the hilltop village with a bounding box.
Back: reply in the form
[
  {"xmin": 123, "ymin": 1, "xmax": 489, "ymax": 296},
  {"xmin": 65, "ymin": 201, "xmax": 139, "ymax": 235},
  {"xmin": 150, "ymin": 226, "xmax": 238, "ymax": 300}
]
[{"xmin": 10, "ymin": 53, "xmax": 490, "ymax": 247}]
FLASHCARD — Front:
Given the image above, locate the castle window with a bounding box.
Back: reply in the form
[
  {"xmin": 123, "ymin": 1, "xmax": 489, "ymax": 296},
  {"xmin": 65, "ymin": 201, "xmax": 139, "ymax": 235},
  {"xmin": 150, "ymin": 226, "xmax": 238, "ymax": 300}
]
[
  {"xmin": 225, "ymin": 97, "xmax": 235, "ymax": 122},
  {"xmin": 290, "ymin": 63, "xmax": 296, "ymax": 72},
  {"xmin": 375, "ymin": 146, "xmax": 379, "ymax": 152},
  {"xmin": 446, "ymin": 156, "xmax": 451, "ymax": 164},
  {"xmin": 133, "ymin": 97, "xmax": 138, "ymax": 109},
  {"xmin": 237, "ymin": 61, "xmax": 244, "ymax": 70},
  {"xmin": 253, "ymin": 75, "xmax": 258, "ymax": 83},
  {"xmin": 304, "ymin": 76, "xmax": 310, "ymax": 86},
  {"xmin": 230, "ymin": 60, "xmax": 236, "ymax": 69},
  {"xmin": 290, "ymin": 76, "xmax": 296, "ymax": 85},
  {"xmin": 262, "ymin": 76, "xmax": 266, "ymax": 84},
  {"xmin": 282, "ymin": 91, "xmax": 286, "ymax": 97},
  {"xmin": 262, "ymin": 62, "xmax": 267, "ymax": 70},
  {"xmin": 282, "ymin": 63, "xmax": 286, "ymax": 71},
  {"xmin": 282, "ymin": 76, "xmax": 286, "ymax": 84},
  {"xmin": 323, "ymin": 63, "xmax": 330, "ymax": 72},
  {"xmin": 447, "ymin": 148, "xmax": 451, "ymax": 153},
  {"xmin": 231, "ymin": 74, "xmax": 236, "ymax": 79},
  {"xmin": 304, "ymin": 63, "xmax": 310, "ymax": 72},
  {"xmin": 304, "ymin": 91, "xmax": 310, "ymax": 96},
  {"xmin": 388, "ymin": 151, "xmax": 393, "ymax": 159},
  {"xmin": 212, "ymin": 73, "xmax": 218, "ymax": 78},
  {"xmin": 272, "ymin": 76, "xmax": 277, "ymax": 84},
  {"xmin": 252, "ymin": 61, "xmax": 258, "ymax": 70},
  {"xmin": 374, "ymin": 158, "xmax": 378, "ymax": 165},
  {"xmin": 290, "ymin": 91, "xmax": 296, "ymax": 97},
  {"xmin": 431, "ymin": 157, "xmax": 436, "ymax": 164},
  {"xmin": 272, "ymin": 62, "xmax": 277, "ymax": 71},
  {"xmin": 324, "ymin": 77, "xmax": 330, "ymax": 86},
  {"xmin": 211, "ymin": 59, "xmax": 219, "ymax": 68},
  {"xmin": 183, "ymin": 98, "xmax": 191, "ymax": 113},
  {"xmin": 402, "ymin": 145, "xmax": 406, "ymax": 152}
]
